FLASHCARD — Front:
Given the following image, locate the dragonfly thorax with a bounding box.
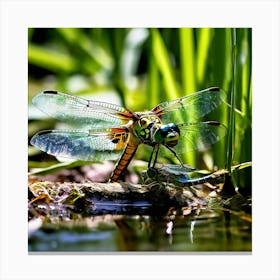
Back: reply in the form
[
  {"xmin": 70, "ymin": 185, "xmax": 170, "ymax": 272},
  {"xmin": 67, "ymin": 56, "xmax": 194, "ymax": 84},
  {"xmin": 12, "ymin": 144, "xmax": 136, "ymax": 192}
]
[{"xmin": 154, "ymin": 123, "xmax": 180, "ymax": 147}]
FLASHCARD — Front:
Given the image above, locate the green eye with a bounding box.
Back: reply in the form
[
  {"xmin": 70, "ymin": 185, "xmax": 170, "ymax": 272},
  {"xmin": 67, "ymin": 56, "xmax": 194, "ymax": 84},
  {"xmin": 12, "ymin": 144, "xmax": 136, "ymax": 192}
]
[{"xmin": 154, "ymin": 123, "xmax": 180, "ymax": 146}]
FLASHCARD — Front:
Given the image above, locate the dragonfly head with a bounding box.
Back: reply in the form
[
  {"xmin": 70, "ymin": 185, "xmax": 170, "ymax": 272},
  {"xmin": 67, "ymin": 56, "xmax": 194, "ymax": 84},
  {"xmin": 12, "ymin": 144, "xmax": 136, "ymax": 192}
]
[
  {"xmin": 154, "ymin": 123, "xmax": 180, "ymax": 147},
  {"xmin": 133, "ymin": 115, "xmax": 162, "ymax": 143}
]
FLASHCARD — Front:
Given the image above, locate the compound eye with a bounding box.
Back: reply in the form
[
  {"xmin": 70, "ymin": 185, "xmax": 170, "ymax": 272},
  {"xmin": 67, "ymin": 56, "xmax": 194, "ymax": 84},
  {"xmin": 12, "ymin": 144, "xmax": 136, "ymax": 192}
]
[
  {"xmin": 172, "ymin": 124, "xmax": 180, "ymax": 135},
  {"xmin": 159, "ymin": 126, "xmax": 169, "ymax": 138},
  {"xmin": 162, "ymin": 123, "xmax": 180, "ymax": 147}
]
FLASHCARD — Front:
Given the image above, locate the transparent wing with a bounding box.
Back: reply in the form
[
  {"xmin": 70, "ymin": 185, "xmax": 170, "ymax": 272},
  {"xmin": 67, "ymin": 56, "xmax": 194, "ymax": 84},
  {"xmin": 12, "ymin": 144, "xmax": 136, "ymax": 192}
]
[
  {"xmin": 152, "ymin": 87, "xmax": 226, "ymax": 124},
  {"xmin": 32, "ymin": 90, "xmax": 135, "ymax": 129},
  {"xmin": 30, "ymin": 128, "xmax": 129, "ymax": 162},
  {"xmin": 175, "ymin": 121, "xmax": 227, "ymax": 154},
  {"xmin": 158, "ymin": 121, "xmax": 227, "ymax": 157}
]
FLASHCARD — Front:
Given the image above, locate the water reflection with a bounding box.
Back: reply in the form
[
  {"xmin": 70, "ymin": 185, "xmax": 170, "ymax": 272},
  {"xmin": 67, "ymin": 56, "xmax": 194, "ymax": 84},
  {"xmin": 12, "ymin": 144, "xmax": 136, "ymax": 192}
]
[{"xmin": 29, "ymin": 207, "xmax": 251, "ymax": 252}]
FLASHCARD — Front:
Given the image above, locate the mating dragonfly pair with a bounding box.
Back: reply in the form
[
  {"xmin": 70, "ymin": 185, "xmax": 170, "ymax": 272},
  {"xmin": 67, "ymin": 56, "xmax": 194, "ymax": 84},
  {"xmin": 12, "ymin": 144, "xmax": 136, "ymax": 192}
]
[{"xmin": 30, "ymin": 87, "xmax": 227, "ymax": 182}]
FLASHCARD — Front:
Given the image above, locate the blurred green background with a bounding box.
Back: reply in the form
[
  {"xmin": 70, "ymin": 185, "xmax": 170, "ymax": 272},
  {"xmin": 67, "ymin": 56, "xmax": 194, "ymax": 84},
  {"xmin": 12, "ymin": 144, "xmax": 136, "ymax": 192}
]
[{"xmin": 28, "ymin": 28, "xmax": 252, "ymax": 190}]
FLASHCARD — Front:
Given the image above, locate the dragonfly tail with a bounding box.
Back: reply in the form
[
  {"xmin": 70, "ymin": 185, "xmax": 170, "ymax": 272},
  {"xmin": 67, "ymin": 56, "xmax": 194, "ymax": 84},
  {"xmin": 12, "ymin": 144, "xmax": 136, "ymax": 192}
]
[{"xmin": 109, "ymin": 143, "xmax": 139, "ymax": 182}]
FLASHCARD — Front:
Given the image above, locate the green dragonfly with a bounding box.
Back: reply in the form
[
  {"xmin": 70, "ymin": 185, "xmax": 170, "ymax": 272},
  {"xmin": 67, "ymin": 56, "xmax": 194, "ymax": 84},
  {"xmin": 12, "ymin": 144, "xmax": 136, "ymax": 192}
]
[{"xmin": 30, "ymin": 87, "xmax": 227, "ymax": 182}]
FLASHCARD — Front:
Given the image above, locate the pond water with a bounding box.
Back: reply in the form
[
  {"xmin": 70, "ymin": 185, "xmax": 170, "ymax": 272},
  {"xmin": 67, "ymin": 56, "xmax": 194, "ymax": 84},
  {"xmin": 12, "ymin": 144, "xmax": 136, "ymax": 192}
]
[{"xmin": 28, "ymin": 205, "xmax": 251, "ymax": 252}]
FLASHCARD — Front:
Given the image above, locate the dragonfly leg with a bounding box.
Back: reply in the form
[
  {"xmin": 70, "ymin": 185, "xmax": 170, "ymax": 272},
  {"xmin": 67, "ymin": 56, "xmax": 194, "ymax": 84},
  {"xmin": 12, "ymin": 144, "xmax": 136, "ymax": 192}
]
[
  {"xmin": 165, "ymin": 146, "xmax": 185, "ymax": 167},
  {"xmin": 148, "ymin": 144, "xmax": 160, "ymax": 168}
]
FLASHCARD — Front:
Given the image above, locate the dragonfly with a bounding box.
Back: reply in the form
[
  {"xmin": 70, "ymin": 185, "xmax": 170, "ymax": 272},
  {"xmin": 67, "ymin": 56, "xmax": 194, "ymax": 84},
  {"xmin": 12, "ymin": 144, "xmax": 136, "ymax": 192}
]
[{"xmin": 30, "ymin": 87, "xmax": 227, "ymax": 182}]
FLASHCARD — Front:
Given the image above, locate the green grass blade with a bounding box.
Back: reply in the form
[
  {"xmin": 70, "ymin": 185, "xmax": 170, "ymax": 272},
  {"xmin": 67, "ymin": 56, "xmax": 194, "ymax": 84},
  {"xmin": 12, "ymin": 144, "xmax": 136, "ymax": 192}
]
[
  {"xmin": 196, "ymin": 28, "xmax": 213, "ymax": 86},
  {"xmin": 28, "ymin": 44, "xmax": 77, "ymax": 73},
  {"xmin": 147, "ymin": 47, "xmax": 160, "ymax": 107},
  {"xmin": 179, "ymin": 28, "xmax": 196, "ymax": 93},
  {"xmin": 29, "ymin": 160, "xmax": 91, "ymax": 176},
  {"xmin": 151, "ymin": 28, "xmax": 179, "ymax": 100},
  {"xmin": 226, "ymin": 29, "xmax": 237, "ymax": 172}
]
